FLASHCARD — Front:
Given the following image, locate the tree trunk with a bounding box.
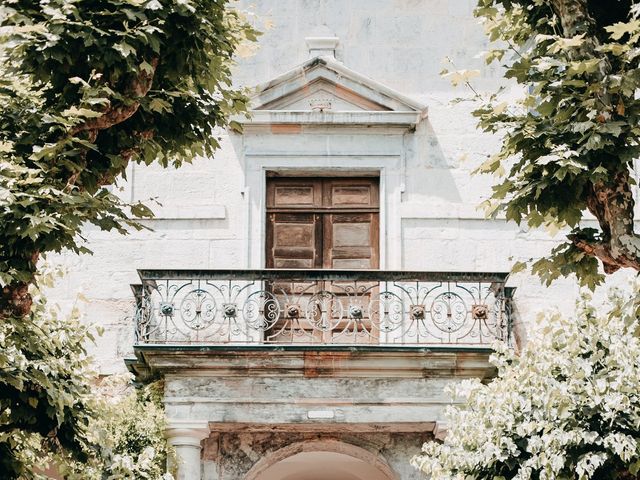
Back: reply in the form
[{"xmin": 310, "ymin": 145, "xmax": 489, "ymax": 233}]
[
  {"xmin": 549, "ymin": 0, "xmax": 592, "ymax": 36},
  {"xmin": 1, "ymin": 281, "xmax": 33, "ymax": 319},
  {"xmin": 550, "ymin": 0, "xmax": 640, "ymax": 273},
  {"xmin": 571, "ymin": 172, "xmax": 640, "ymax": 273},
  {"xmin": 0, "ymin": 251, "xmax": 39, "ymax": 319}
]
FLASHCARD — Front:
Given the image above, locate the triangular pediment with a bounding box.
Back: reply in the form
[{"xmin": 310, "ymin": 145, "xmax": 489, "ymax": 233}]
[
  {"xmin": 250, "ymin": 56, "xmax": 428, "ymax": 115},
  {"xmin": 258, "ymin": 78, "xmax": 391, "ymax": 112}
]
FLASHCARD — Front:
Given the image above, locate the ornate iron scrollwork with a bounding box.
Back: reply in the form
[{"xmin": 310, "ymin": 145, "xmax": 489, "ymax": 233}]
[
  {"xmin": 133, "ymin": 270, "xmax": 512, "ymax": 347},
  {"xmin": 349, "ymin": 304, "xmax": 363, "ymax": 319},
  {"xmin": 160, "ymin": 302, "xmax": 174, "ymax": 317}
]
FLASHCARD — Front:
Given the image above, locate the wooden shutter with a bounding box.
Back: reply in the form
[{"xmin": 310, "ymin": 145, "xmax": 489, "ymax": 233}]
[
  {"xmin": 322, "ymin": 178, "xmax": 379, "ymax": 269},
  {"xmin": 266, "ymin": 177, "xmax": 379, "ymax": 269},
  {"xmin": 266, "ymin": 213, "xmax": 322, "ymax": 268},
  {"xmin": 266, "ymin": 179, "xmax": 323, "ymax": 268}
]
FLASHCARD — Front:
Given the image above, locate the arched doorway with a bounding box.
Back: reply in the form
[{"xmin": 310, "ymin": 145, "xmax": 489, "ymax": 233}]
[{"xmin": 245, "ymin": 440, "xmax": 397, "ymax": 480}]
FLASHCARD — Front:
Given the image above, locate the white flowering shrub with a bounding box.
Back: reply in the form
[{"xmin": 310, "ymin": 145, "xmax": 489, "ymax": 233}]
[
  {"xmin": 412, "ymin": 288, "xmax": 640, "ymax": 480},
  {"xmin": 61, "ymin": 376, "xmax": 175, "ymax": 480},
  {"xmin": 1, "ymin": 267, "xmax": 173, "ymax": 479}
]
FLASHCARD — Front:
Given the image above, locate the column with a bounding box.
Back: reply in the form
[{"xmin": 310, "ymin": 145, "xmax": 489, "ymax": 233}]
[{"xmin": 166, "ymin": 420, "xmax": 210, "ymax": 480}]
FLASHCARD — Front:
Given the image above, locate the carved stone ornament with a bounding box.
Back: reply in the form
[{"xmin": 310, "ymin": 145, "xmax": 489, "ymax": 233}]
[{"xmin": 309, "ymin": 98, "xmax": 332, "ymax": 111}]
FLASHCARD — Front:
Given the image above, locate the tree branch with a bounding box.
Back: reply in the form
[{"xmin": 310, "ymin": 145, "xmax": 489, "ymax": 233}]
[
  {"xmin": 568, "ymin": 236, "xmax": 625, "ymax": 273},
  {"xmin": 570, "ymin": 170, "xmax": 640, "ymax": 273},
  {"xmin": 70, "ymin": 58, "xmax": 159, "ymax": 138},
  {"xmin": 548, "ymin": 0, "xmax": 592, "ymax": 37}
]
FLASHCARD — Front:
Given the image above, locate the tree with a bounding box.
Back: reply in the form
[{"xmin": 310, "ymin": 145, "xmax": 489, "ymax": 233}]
[
  {"xmin": 0, "ymin": 0, "xmax": 257, "ymax": 474},
  {"xmin": 0, "ymin": 0, "xmax": 258, "ymax": 318},
  {"xmin": 412, "ymin": 286, "xmax": 640, "ymax": 480},
  {"xmin": 2, "ymin": 298, "xmax": 176, "ymax": 480},
  {"xmin": 463, "ymin": 0, "xmax": 640, "ymax": 288},
  {"xmin": 0, "ymin": 274, "xmax": 96, "ymax": 479}
]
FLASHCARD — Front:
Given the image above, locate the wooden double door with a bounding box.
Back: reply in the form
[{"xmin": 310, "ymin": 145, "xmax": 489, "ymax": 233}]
[
  {"xmin": 266, "ymin": 177, "xmax": 380, "ymax": 269},
  {"xmin": 265, "ymin": 177, "xmax": 380, "ymax": 343}
]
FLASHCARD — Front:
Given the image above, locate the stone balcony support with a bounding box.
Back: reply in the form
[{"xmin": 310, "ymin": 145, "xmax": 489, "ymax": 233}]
[
  {"xmin": 166, "ymin": 420, "xmax": 210, "ymax": 480},
  {"xmin": 433, "ymin": 421, "xmax": 448, "ymax": 441}
]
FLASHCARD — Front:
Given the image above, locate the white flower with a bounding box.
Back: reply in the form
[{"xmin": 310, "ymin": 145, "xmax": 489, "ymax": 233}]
[{"xmin": 413, "ymin": 287, "xmax": 640, "ymax": 480}]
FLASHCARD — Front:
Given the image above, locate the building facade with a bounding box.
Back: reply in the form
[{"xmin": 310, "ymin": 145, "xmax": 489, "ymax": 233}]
[{"xmin": 47, "ymin": 1, "xmax": 633, "ymax": 479}]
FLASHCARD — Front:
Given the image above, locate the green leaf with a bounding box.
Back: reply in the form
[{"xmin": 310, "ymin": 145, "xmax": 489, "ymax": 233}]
[
  {"xmin": 605, "ymin": 20, "xmax": 640, "ymax": 40},
  {"xmin": 139, "ymin": 60, "xmax": 154, "ymax": 73},
  {"xmin": 145, "ymin": 0, "xmax": 163, "ymax": 10},
  {"xmin": 62, "ymin": 106, "xmax": 103, "ymax": 118},
  {"xmin": 148, "ymin": 98, "xmax": 171, "ymax": 113},
  {"xmin": 130, "ymin": 202, "xmax": 155, "ymax": 218},
  {"xmin": 113, "ymin": 42, "xmax": 136, "ymax": 57},
  {"xmin": 510, "ymin": 261, "xmax": 528, "ymax": 274}
]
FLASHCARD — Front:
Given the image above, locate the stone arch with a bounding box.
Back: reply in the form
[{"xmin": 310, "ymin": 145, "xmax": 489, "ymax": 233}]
[{"xmin": 244, "ymin": 439, "xmax": 398, "ymax": 480}]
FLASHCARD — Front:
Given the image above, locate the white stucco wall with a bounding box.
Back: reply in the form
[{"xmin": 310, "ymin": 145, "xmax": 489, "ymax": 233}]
[{"xmin": 45, "ymin": 0, "xmax": 635, "ymax": 373}]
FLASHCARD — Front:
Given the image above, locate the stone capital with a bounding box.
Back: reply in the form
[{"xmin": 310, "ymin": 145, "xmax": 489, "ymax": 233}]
[{"xmin": 165, "ymin": 420, "xmax": 210, "ymax": 448}]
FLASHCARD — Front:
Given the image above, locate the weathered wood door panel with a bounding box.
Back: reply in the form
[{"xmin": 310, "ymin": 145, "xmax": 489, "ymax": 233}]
[
  {"xmin": 266, "ymin": 213, "xmax": 322, "ymax": 269},
  {"xmin": 265, "ymin": 177, "xmax": 380, "ymax": 343},
  {"xmin": 324, "ymin": 213, "xmax": 379, "ymax": 269}
]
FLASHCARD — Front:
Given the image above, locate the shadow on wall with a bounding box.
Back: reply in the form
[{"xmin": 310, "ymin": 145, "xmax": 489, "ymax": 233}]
[{"xmin": 404, "ymin": 119, "xmax": 462, "ymax": 204}]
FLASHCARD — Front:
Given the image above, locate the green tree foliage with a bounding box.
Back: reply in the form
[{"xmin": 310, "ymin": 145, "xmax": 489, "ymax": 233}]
[
  {"xmin": 61, "ymin": 377, "xmax": 174, "ymax": 480},
  {"xmin": 0, "ymin": 1, "xmax": 257, "ymax": 474},
  {"xmin": 464, "ymin": 0, "xmax": 640, "ymax": 288},
  {"xmin": 413, "ymin": 286, "xmax": 640, "ymax": 480},
  {"xmin": 1, "ymin": 273, "xmax": 175, "ymax": 479},
  {"xmin": 0, "ymin": 275, "xmax": 95, "ymax": 479},
  {"xmin": 0, "ymin": 0, "xmax": 258, "ymax": 317}
]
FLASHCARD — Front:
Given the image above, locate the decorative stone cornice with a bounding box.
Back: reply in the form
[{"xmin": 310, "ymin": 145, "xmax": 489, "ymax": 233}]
[{"xmin": 232, "ymin": 56, "xmax": 428, "ymax": 129}]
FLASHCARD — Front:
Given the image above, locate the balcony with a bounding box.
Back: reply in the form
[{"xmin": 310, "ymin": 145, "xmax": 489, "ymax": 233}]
[{"xmin": 131, "ymin": 269, "xmax": 513, "ymax": 348}]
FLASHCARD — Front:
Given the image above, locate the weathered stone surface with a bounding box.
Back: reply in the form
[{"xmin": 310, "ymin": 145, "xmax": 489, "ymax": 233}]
[{"xmin": 201, "ymin": 431, "xmax": 430, "ymax": 480}]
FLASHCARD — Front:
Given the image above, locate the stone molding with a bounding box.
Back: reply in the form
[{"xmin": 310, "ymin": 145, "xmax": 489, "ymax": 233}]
[
  {"xmin": 129, "ymin": 347, "xmax": 495, "ymax": 380},
  {"xmin": 239, "ymin": 56, "xmax": 428, "ymax": 121},
  {"xmin": 305, "ymin": 35, "xmax": 339, "ymax": 58},
  {"xmin": 135, "ymin": 350, "xmax": 494, "ymax": 431}
]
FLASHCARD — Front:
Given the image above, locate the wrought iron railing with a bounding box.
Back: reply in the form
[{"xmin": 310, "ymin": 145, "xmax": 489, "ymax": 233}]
[{"xmin": 132, "ymin": 270, "xmax": 514, "ymax": 347}]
